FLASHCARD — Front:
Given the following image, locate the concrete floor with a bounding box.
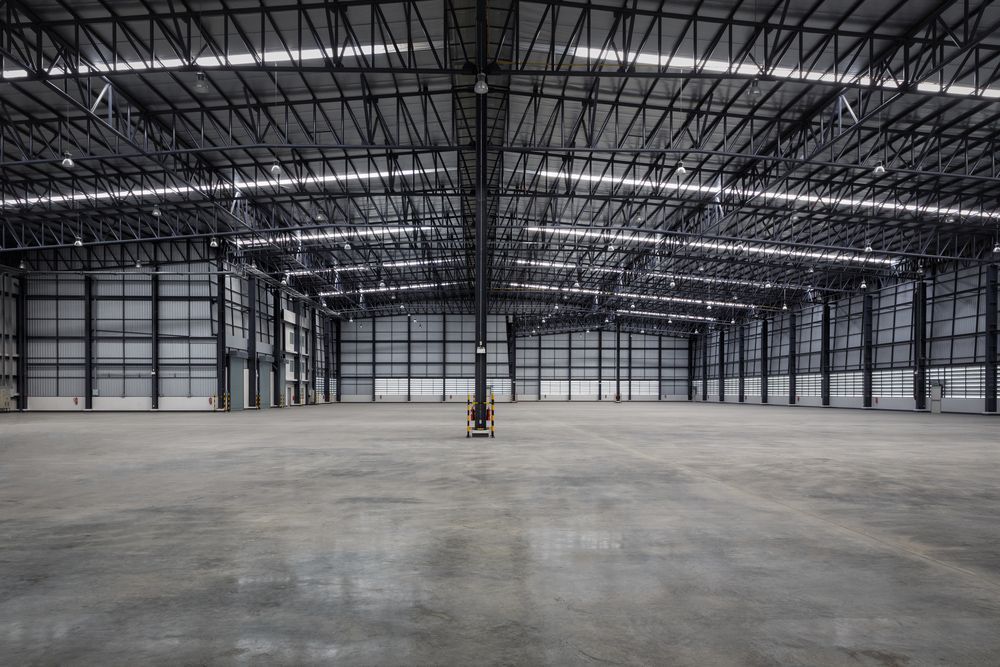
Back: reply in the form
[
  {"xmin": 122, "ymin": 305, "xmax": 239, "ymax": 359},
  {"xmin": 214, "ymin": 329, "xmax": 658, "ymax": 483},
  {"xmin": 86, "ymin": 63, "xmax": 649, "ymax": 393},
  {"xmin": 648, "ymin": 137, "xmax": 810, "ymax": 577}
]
[{"xmin": 1, "ymin": 403, "xmax": 999, "ymax": 666}]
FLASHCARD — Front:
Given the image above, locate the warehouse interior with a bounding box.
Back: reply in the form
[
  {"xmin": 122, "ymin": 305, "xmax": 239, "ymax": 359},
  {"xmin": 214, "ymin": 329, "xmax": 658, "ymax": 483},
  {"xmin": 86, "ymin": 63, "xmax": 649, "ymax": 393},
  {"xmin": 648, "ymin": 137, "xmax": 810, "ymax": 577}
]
[{"xmin": 2, "ymin": 0, "xmax": 1000, "ymax": 664}]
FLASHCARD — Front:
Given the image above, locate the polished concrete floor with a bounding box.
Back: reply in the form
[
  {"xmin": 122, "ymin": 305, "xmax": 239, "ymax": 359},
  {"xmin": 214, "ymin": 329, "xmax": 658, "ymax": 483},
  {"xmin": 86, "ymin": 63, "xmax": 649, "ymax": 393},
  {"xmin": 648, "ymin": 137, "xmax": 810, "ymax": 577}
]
[{"xmin": 1, "ymin": 403, "xmax": 999, "ymax": 666}]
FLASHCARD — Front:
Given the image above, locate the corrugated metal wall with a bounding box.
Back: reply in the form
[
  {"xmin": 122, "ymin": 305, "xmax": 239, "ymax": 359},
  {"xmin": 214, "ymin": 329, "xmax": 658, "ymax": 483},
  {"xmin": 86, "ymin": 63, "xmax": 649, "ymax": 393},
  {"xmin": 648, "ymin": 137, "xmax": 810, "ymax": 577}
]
[{"xmin": 700, "ymin": 264, "xmax": 1000, "ymax": 413}]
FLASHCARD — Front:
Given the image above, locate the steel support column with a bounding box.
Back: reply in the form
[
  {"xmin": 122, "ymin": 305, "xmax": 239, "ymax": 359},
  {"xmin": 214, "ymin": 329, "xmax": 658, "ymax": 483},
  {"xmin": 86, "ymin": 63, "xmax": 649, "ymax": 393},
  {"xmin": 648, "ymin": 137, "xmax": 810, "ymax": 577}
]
[
  {"xmin": 407, "ymin": 315, "xmax": 412, "ymax": 402},
  {"xmin": 986, "ymin": 265, "xmax": 998, "ymax": 413},
  {"xmin": 216, "ymin": 272, "xmax": 227, "ymax": 409},
  {"xmin": 738, "ymin": 325, "xmax": 745, "ymax": 403},
  {"xmin": 627, "ymin": 332, "xmax": 632, "ymax": 402},
  {"xmin": 718, "ymin": 329, "xmax": 725, "ymax": 402},
  {"xmin": 472, "ymin": 0, "xmax": 489, "ymax": 429},
  {"xmin": 821, "ymin": 302, "xmax": 831, "ymax": 407},
  {"xmin": 309, "ymin": 306, "xmax": 317, "ymax": 404},
  {"xmin": 371, "ymin": 319, "xmax": 376, "ymax": 402},
  {"xmin": 16, "ymin": 276, "xmax": 27, "ymax": 410},
  {"xmin": 598, "ymin": 329, "xmax": 603, "ymax": 400},
  {"xmin": 687, "ymin": 335, "xmax": 695, "ymax": 401},
  {"xmin": 323, "ymin": 316, "xmax": 331, "ymax": 403},
  {"xmin": 568, "ymin": 332, "xmax": 573, "ymax": 401},
  {"xmin": 151, "ymin": 273, "xmax": 160, "ymax": 410},
  {"xmin": 788, "ymin": 311, "xmax": 797, "ymax": 405},
  {"xmin": 294, "ymin": 300, "xmax": 302, "ymax": 404},
  {"xmin": 334, "ymin": 319, "xmax": 342, "ymax": 402},
  {"xmin": 658, "ymin": 335, "xmax": 663, "ymax": 401},
  {"xmin": 761, "ymin": 319, "xmax": 769, "ymax": 404},
  {"xmin": 863, "ymin": 294, "xmax": 874, "ymax": 408},
  {"xmin": 913, "ymin": 279, "xmax": 928, "ymax": 410},
  {"xmin": 442, "ymin": 313, "xmax": 447, "ymax": 402},
  {"xmin": 247, "ymin": 275, "xmax": 257, "ymax": 408},
  {"xmin": 273, "ymin": 286, "xmax": 283, "ymax": 407},
  {"xmin": 506, "ymin": 317, "xmax": 517, "ymax": 401},
  {"xmin": 615, "ymin": 320, "xmax": 622, "ymax": 402},
  {"xmin": 84, "ymin": 274, "xmax": 93, "ymax": 410},
  {"xmin": 701, "ymin": 333, "xmax": 708, "ymax": 401},
  {"xmin": 537, "ymin": 333, "xmax": 542, "ymax": 399}
]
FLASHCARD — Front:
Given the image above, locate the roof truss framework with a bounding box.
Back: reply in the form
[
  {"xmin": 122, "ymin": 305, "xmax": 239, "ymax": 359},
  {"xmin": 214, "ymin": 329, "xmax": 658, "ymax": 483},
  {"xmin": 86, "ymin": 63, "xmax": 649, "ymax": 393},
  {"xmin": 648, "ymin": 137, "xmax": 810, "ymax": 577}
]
[{"xmin": 1, "ymin": 0, "xmax": 999, "ymax": 334}]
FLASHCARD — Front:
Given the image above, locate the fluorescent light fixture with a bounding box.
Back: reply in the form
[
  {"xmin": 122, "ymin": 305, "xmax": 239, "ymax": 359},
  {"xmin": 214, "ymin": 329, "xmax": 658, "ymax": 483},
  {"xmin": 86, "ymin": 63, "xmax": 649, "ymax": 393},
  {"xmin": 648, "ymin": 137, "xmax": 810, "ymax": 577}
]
[
  {"xmin": 506, "ymin": 281, "xmax": 760, "ymax": 309},
  {"xmin": 616, "ymin": 309, "xmax": 714, "ymax": 322},
  {"xmin": 236, "ymin": 225, "xmax": 431, "ymax": 249},
  {"xmin": 550, "ymin": 45, "xmax": 1000, "ymax": 100},
  {"xmin": 319, "ymin": 280, "xmax": 458, "ymax": 297},
  {"xmin": 525, "ymin": 225, "xmax": 896, "ymax": 266},
  {"xmin": 2, "ymin": 167, "xmax": 442, "ymax": 208},
  {"xmin": 528, "ymin": 169, "xmax": 1000, "ymax": 223},
  {"xmin": 2, "ymin": 42, "xmax": 433, "ymax": 80},
  {"xmin": 287, "ymin": 257, "xmax": 459, "ymax": 277}
]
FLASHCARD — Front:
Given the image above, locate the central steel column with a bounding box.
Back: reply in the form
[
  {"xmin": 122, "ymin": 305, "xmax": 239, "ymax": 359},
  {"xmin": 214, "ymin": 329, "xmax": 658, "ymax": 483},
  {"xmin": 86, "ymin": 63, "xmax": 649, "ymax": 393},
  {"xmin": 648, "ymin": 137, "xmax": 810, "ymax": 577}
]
[{"xmin": 472, "ymin": 0, "xmax": 489, "ymax": 428}]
